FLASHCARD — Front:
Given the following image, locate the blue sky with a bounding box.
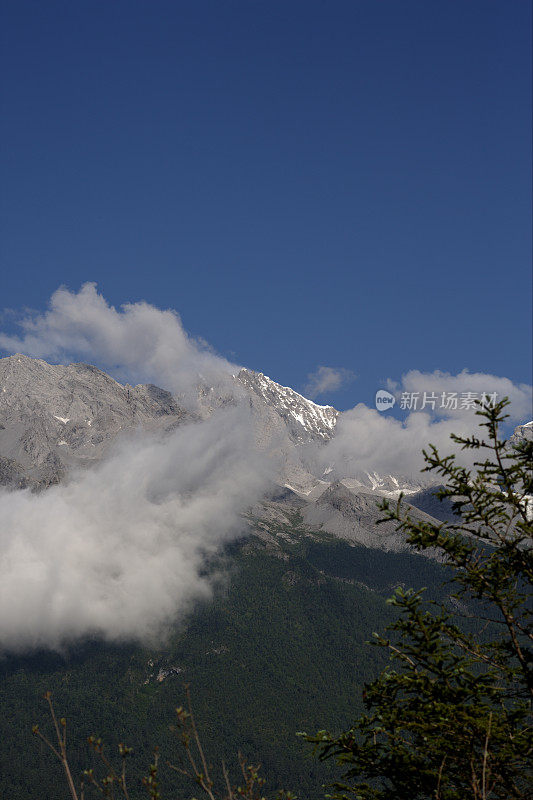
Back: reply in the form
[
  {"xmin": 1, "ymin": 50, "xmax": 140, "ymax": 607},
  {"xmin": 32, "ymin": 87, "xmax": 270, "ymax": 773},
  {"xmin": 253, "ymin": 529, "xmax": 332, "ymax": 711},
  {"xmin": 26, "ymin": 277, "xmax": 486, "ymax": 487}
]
[{"xmin": 1, "ymin": 0, "xmax": 531, "ymax": 410}]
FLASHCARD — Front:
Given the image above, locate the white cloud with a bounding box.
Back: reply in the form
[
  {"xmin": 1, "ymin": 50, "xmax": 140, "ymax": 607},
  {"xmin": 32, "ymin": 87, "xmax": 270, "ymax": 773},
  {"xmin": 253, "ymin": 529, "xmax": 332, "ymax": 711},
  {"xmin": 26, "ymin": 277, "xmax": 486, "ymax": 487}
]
[
  {"xmin": 307, "ymin": 368, "xmax": 531, "ymax": 482},
  {"xmin": 0, "ymin": 282, "xmax": 237, "ymax": 402},
  {"xmin": 0, "ymin": 408, "xmax": 273, "ymax": 652},
  {"xmin": 303, "ymin": 366, "xmax": 355, "ymax": 399},
  {"xmin": 388, "ymin": 369, "xmax": 532, "ymax": 422},
  {"xmin": 310, "ymin": 403, "xmax": 475, "ymax": 481}
]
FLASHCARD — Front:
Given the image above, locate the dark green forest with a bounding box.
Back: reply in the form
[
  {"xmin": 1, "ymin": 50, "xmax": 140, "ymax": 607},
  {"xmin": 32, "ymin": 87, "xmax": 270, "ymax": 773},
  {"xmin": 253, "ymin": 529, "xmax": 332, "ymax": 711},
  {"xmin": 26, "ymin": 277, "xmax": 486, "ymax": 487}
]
[{"xmin": 0, "ymin": 525, "xmax": 451, "ymax": 799}]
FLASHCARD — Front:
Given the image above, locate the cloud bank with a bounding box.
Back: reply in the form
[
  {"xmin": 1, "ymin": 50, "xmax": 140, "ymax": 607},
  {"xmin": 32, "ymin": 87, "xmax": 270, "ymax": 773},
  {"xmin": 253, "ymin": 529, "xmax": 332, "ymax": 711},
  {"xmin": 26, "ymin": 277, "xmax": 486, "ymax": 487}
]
[
  {"xmin": 0, "ymin": 409, "xmax": 271, "ymax": 651},
  {"xmin": 310, "ymin": 368, "xmax": 531, "ymax": 481},
  {"xmin": 390, "ymin": 369, "xmax": 532, "ymax": 421},
  {"xmin": 311, "ymin": 404, "xmax": 476, "ymax": 481}
]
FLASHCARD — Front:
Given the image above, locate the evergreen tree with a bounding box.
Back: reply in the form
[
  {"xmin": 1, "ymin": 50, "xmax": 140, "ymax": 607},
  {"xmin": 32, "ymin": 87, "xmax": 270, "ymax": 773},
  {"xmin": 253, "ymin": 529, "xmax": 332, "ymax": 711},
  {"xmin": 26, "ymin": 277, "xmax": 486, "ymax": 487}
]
[{"xmin": 306, "ymin": 400, "xmax": 533, "ymax": 799}]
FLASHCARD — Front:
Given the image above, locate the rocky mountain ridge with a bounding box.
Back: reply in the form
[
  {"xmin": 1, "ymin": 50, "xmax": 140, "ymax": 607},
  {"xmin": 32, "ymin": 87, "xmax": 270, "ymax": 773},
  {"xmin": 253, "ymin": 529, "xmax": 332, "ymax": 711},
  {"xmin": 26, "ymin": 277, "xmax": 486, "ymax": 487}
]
[
  {"xmin": 0, "ymin": 354, "xmax": 191, "ymax": 488},
  {"xmin": 1, "ymin": 353, "xmax": 529, "ymax": 551}
]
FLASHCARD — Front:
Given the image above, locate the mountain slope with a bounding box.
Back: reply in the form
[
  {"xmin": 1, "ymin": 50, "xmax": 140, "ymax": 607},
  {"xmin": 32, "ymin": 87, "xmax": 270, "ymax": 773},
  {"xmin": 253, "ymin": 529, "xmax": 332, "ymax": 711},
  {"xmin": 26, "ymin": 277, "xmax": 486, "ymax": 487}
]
[{"xmin": 0, "ymin": 354, "xmax": 191, "ymax": 488}]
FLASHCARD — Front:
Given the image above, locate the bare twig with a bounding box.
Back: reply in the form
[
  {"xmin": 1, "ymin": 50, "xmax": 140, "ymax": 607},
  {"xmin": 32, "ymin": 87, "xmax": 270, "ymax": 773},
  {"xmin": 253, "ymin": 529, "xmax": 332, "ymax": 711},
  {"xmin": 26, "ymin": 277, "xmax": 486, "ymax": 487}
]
[{"xmin": 33, "ymin": 693, "xmax": 80, "ymax": 800}]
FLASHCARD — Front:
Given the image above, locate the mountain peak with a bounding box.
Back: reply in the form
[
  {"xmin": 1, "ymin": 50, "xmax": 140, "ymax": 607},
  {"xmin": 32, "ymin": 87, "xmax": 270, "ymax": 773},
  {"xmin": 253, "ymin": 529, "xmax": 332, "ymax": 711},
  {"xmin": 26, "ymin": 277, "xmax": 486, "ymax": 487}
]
[
  {"xmin": 237, "ymin": 368, "xmax": 338, "ymax": 442},
  {"xmin": 510, "ymin": 421, "xmax": 533, "ymax": 446}
]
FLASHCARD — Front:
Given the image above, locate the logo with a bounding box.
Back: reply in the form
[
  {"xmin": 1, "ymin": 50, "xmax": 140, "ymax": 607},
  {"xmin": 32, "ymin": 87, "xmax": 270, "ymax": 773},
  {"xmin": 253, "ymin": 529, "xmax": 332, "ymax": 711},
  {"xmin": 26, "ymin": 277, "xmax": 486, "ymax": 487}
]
[{"xmin": 375, "ymin": 390, "xmax": 396, "ymax": 411}]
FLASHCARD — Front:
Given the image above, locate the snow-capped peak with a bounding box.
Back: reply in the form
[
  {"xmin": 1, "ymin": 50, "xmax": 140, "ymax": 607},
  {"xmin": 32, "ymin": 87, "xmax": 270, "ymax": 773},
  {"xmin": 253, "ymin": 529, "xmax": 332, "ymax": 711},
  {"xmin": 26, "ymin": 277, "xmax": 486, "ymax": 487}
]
[
  {"xmin": 237, "ymin": 369, "xmax": 338, "ymax": 441},
  {"xmin": 510, "ymin": 421, "xmax": 533, "ymax": 446}
]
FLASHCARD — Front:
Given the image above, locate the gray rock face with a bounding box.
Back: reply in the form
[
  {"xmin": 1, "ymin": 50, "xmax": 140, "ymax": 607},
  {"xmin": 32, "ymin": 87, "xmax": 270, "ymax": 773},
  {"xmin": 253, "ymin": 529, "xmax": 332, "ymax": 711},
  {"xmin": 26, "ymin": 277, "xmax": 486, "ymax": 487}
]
[
  {"xmin": 406, "ymin": 485, "xmax": 458, "ymax": 523},
  {"xmin": 510, "ymin": 421, "xmax": 533, "ymax": 446},
  {"xmin": 301, "ymin": 480, "xmax": 442, "ymax": 552},
  {"xmin": 0, "ymin": 354, "xmax": 191, "ymax": 488},
  {"xmin": 0, "ymin": 355, "xmax": 340, "ymax": 493}
]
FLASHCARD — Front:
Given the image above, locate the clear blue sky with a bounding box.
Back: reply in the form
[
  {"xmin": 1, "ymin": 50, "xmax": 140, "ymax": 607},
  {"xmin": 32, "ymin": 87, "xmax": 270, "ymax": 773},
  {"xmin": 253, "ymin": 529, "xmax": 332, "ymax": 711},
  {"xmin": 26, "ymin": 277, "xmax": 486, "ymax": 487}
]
[{"xmin": 1, "ymin": 0, "xmax": 531, "ymax": 409}]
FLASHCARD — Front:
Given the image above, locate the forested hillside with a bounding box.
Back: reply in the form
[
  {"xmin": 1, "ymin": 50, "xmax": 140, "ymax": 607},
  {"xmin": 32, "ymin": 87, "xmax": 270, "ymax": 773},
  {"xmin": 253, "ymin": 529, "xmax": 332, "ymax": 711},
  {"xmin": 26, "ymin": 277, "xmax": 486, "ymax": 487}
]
[{"xmin": 0, "ymin": 526, "xmax": 451, "ymax": 799}]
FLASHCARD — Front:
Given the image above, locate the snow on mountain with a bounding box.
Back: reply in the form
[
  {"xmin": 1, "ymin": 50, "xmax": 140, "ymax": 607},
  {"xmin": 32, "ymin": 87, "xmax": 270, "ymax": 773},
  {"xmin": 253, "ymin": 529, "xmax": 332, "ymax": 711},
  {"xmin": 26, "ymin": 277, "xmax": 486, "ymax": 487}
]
[
  {"xmin": 339, "ymin": 473, "xmax": 424, "ymax": 497},
  {"xmin": 237, "ymin": 369, "xmax": 338, "ymax": 442}
]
